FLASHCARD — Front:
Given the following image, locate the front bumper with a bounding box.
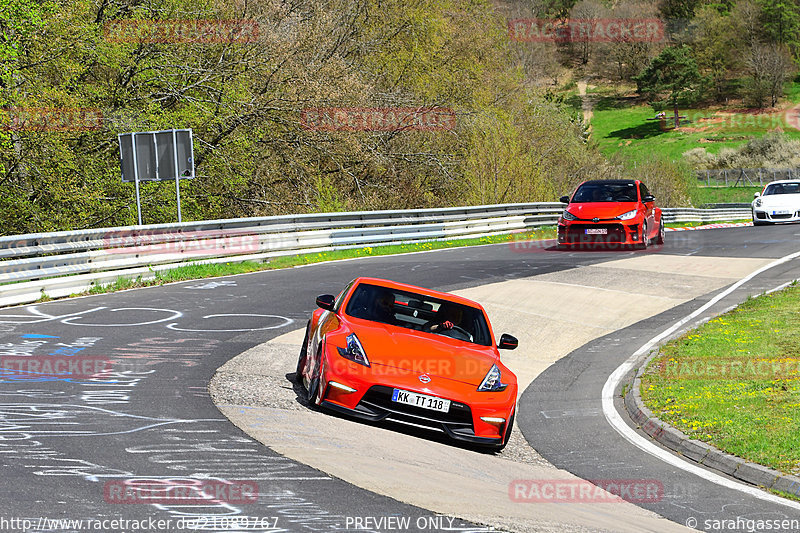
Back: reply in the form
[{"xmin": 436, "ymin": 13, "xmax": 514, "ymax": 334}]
[
  {"xmin": 752, "ymin": 208, "xmax": 800, "ymax": 223},
  {"xmin": 557, "ymin": 218, "xmax": 643, "ymax": 246},
  {"xmin": 317, "ymin": 358, "xmax": 516, "ymax": 446}
]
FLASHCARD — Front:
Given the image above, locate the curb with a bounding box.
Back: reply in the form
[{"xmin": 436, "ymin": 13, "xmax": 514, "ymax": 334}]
[
  {"xmin": 666, "ymin": 221, "xmax": 753, "ymax": 232},
  {"xmin": 623, "ymin": 364, "xmax": 800, "ymax": 499}
]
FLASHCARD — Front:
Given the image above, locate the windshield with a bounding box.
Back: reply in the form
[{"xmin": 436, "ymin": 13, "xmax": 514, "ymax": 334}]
[
  {"xmin": 763, "ymin": 182, "xmax": 800, "ymax": 196},
  {"xmin": 344, "ymin": 282, "xmax": 492, "ymax": 346},
  {"xmin": 571, "ymin": 182, "xmax": 638, "ymax": 203}
]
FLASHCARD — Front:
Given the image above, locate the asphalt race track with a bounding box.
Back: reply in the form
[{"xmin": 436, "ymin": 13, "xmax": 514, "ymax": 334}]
[{"xmin": 0, "ymin": 224, "xmax": 798, "ymax": 532}]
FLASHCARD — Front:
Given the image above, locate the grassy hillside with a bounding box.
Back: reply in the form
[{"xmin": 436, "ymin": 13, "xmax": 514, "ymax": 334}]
[{"xmin": 590, "ymin": 82, "xmax": 800, "ymax": 164}]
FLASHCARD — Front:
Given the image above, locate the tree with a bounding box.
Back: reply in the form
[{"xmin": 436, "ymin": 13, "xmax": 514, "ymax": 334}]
[
  {"xmin": 760, "ymin": 0, "xmax": 800, "ymax": 50},
  {"xmin": 690, "ymin": 5, "xmax": 740, "ymax": 101},
  {"xmin": 634, "ymin": 45, "xmax": 705, "ymax": 126},
  {"xmin": 659, "ymin": 0, "xmax": 702, "ymax": 19},
  {"xmin": 744, "ymin": 43, "xmax": 795, "ymax": 107},
  {"xmin": 567, "ymin": 0, "xmax": 606, "ymax": 66},
  {"xmin": 597, "ymin": 0, "xmax": 661, "ymax": 82}
]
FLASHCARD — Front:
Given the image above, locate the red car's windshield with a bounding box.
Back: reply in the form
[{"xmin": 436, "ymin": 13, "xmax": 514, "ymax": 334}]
[
  {"xmin": 572, "ymin": 182, "xmax": 638, "ymax": 203},
  {"xmin": 344, "ymin": 282, "xmax": 492, "ymax": 346}
]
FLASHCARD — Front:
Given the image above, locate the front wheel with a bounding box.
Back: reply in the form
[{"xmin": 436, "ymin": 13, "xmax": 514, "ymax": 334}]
[
  {"xmin": 635, "ymin": 223, "xmax": 649, "ymax": 250},
  {"xmin": 295, "ymin": 322, "xmax": 310, "ymax": 381},
  {"xmin": 307, "ymin": 354, "xmax": 325, "ymax": 406},
  {"xmin": 656, "ymin": 221, "xmax": 665, "ymax": 245},
  {"xmin": 490, "ymin": 409, "xmax": 515, "ymax": 452}
]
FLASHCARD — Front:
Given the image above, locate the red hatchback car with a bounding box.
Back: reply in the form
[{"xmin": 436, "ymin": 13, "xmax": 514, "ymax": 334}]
[
  {"xmin": 557, "ymin": 179, "xmax": 664, "ymax": 249},
  {"xmin": 295, "ymin": 277, "xmax": 519, "ymax": 450}
]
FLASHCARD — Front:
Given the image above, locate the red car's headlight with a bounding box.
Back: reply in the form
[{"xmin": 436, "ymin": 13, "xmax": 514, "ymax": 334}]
[
  {"xmin": 562, "ymin": 210, "xmax": 578, "ymax": 221},
  {"xmin": 336, "ymin": 333, "xmax": 370, "ymax": 367},
  {"xmin": 477, "ymin": 364, "xmax": 508, "ymax": 392},
  {"xmin": 615, "ymin": 209, "xmax": 638, "ymax": 220}
]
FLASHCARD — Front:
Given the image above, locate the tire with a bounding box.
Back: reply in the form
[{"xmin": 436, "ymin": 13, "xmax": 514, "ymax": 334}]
[
  {"xmin": 307, "ymin": 349, "xmax": 325, "ymax": 406},
  {"xmin": 656, "ymin": 221, "xmax": 665, "ymax": 245},
  {"xmin": 635, "ymin": 223, "xmax": 648, "ymax": 250},
  {"xmin": 491, "ymin": 409, "xmax": 515, "ymax": 452},
  {"xmin": 295, "ymin": 322, "xmax": 310, "ymax": 381},
  {"xmin": 307, "ymin": 374, "xmax": 320, "ymax": 404}
]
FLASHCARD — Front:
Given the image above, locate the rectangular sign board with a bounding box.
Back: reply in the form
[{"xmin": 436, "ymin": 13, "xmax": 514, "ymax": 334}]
[{"xmin": 118, "ymin": 129, "xmax": 194, "ymax": 182}]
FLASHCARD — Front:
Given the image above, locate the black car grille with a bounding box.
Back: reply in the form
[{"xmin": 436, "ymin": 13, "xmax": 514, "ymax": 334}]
[
  {"xmin": 357, "ymin": 385, "xmax": 473, "ymax": 430},
  {"xmin": 564, "ymin": 223, "xmax": 627, "ymax": 243}
]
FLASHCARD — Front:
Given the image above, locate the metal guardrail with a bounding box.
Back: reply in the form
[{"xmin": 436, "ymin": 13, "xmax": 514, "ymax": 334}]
[
  {"xmin": 0, "ymin": 203, "xmax": 753, "ymax": 307},
  {"xmin": 661, "ymin": 207, "xmax": 751, "ymax": 223}
]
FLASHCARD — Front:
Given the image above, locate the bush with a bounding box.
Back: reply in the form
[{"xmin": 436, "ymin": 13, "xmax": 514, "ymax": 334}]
[{"xmin": 684, "ymin": 133, "xmax": 800, "ymax": 170}]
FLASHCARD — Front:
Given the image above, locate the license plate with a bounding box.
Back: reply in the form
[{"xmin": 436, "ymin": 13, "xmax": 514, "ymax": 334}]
[
  {"xmin": 772, "ymin": 210, "xmax": 792, "ymax": 215},
  {"xmin": 585, "ymin": 228, "xmax": 607, "ymax": 235},
  {"xmin": 391, "ymin": 388, "xmax": 450, "ymax": 413}
]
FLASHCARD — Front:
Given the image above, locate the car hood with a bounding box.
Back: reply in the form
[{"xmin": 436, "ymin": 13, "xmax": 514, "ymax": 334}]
[
  {"xmin": 347, "ymin": 322, "xmax": 497, "ymax": 386},
  {"xmin": 566, "ymin": 202, "xmax": 639, "ymax": 220},
  {"xmin": 756, "ymin": 194, "xmax": 800, "ymax": 208}
]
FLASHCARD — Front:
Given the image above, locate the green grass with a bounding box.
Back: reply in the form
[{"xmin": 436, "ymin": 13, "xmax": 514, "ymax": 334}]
[
  {"xmin": 57, "ymin": 228, "xmax": 558, "ymax": 300},
  {"xmin": 588, "ymin": 81, "xmax": 800, "ymax": 163},
  {"xmin": 783, "ymin": 78, "xmax": 800, "ymax": 103},
  {"xmin": 689, "ymin": 186, "xmax": 762, "ymax": 206},
  {"xmin": 592, "ymin": 104, "xmax": 752, "ymax": 162},
  {"xmin": 640, "ymin": 283, "xmax": 800, "ymax": 477}
]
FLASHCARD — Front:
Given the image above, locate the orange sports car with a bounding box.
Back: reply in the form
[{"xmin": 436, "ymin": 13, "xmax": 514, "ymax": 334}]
[{"xmin": 295, "ymin": 277, "xmax": 519, "ymax": 450}]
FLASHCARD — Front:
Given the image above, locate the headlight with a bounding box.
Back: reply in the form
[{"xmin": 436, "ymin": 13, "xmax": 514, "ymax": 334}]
[
  {"xmin": 337, "ymin": 333, "xmax": 370, "ymax": 367},
  {"xmin": 754, "ymin": 198, "xmax": 762, "ymax": 207},
  {"xmin": 562, "ymin": 210, "xmax": 578, "ymax": 221},
  {"xmin": 477, "ymin": 364, "xmax": 507, "ymax": 392},
  {"xmin": 615, "ymin": 209, "xmax": 637, "ymax": 220}
]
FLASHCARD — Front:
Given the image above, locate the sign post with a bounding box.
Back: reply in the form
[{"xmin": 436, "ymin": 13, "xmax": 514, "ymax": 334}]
[{"xmin": 117, "ymin": 128, "xmax": 194, "ymax": 224}]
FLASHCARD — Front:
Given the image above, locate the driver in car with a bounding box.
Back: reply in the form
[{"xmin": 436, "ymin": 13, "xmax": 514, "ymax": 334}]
[
  {"xmin": 425, "ymin": 303, "xmax": 471, "ymax": 341},
  {"xmin": 372, "ymin": 289, "xmax": 398, "ymax": 325}
]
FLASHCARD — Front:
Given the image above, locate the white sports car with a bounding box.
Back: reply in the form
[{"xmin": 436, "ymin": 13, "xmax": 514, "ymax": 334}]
[{"xmin": 752, "ymin": 180, "xmax": 800, "ymax": 225}]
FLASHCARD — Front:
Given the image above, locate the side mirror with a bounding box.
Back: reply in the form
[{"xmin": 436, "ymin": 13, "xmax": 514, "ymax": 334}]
[
  {"xmin": 498, "ymin": 333, "xmax": 518, "ymax": 350},
  {"xmin": 316, "ymin": 294, "xmax": 335, "ymax": 311},
  {"xmin": 643, "ymin": 195, "xmax": 655, "ymax": 202},
  {"xmin": 754, "ymin": 192, "xmax": 761, "ymax": 199},
  {"xmin": 559, "ymin": 195, "xmax": 570, "ymax": 204}
]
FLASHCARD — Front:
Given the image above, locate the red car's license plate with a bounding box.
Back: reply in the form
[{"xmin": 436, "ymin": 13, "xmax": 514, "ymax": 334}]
[
  {"xmin": 585, "ymin": 228, "xmax": 607, "ymax": 235},
  {"xmin": 392, "ymin": 388, "xmax": 450, "ymax": 413}
]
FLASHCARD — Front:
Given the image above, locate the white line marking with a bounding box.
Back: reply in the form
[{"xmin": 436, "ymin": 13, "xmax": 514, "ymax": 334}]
[
  {"xmin": 166, "ymin": 314, "xmax": 293, "ymax": 332},
  {"xmin": 602, "ymin": 249, "xmax": 800, "ymax": 510},
  {"xmin": 60, "ymin": 308, "xmax": 183, "ymax": 327}
]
